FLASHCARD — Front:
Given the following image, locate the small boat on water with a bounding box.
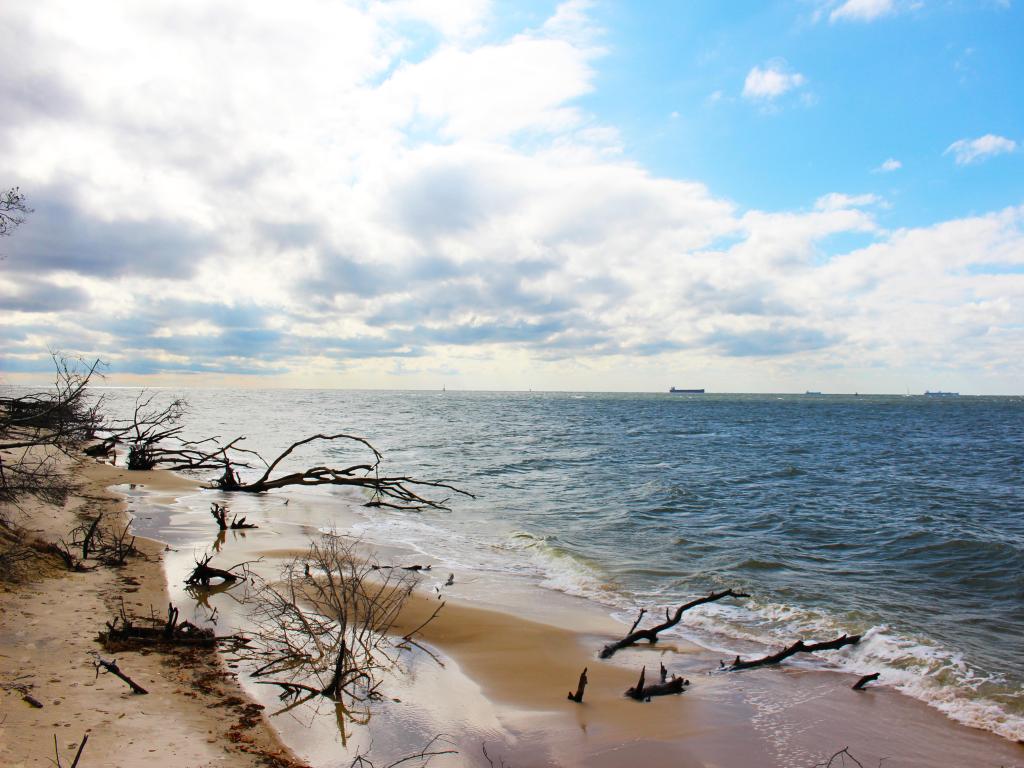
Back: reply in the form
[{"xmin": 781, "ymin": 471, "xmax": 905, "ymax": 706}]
[
  {"xmin": 669, "ymin": 387, "xmax": 705, "ymax": 394},
  {"xmin": 924, "ymin": 391, "xmax": 960, "ymax": 397}
]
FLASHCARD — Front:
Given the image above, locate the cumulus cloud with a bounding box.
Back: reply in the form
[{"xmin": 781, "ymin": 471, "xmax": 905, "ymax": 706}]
[
  {"xmin": 742, "ymin": 62, "xmax": 807, "ymax": 100},
  {"xmin": 0, "ymin": 1, "xmax": 1022, "ymax": 389},
  {"xmin": 829, "ymin": 0, "xmax": 896, "ymax": 23},
  {"xmin": 874, "ymin": 158, "xmax": 902, "ymax": 172},
  {"xmin": 944, "ymin": 134, "xmax": 1018, "ymax": 165}
]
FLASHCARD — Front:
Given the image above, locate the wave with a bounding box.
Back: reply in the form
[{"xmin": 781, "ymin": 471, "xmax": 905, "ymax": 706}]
[
  {"xmin": 653, "ymin": 594, "xmax": 1024, "ymax": 742},
  {"xmin": 339, "ymin": 506, "xmax": 1024, "ymax": 743}
]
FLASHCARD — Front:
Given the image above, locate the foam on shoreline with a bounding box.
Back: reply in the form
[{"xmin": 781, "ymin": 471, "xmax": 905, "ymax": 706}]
[{"xmin": 118, "ymin": 478, "xmax": 1024, "ymax": 767}]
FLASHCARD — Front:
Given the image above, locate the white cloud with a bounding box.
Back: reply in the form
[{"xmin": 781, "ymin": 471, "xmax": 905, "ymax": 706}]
[
  {"xmin": 814, "ymin": 193, "xmax": 881, "ymax": 211},
  {"xmin": 742, "ymin": 62, "xmax": 806, "ymax": 100},
  {"xmin": 1, "ymin": 1, "xmax": 1023, "ymax": 392},
  {"xmin": 830, "ymin": 0, "xmax": 895, "ymax": 22},
  {"xmin": 874, "ymin": 158, "xmax": 902, "ymax": 173},
  {"xmin": 944, "ymin": 134, "xmax": 1018, "ymax": 165}
]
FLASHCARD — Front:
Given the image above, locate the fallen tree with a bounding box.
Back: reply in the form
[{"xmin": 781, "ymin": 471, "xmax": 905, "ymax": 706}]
[
  {"xmin": 600, "ymin": 588, "xmax": 750, "ymax": 658},
  {"xmin": 1, "ymin": 355, "xmax": 104, "ymax": 507},
  {"xmin": 98, "ymin": 392, "xmax": 249, "ymax": 474},
  {"xmin": 214, "ymin": 433, "xmax": 474, "ymax": 511},
  {"xmin": 727, "ymin": 634, "xmax": 861, "ymax": 671}
]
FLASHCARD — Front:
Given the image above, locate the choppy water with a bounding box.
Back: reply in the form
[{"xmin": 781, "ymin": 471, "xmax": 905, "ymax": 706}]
[{"xmin": 99, "ymin": 388, "xmax": 1024, "ymax": 741}]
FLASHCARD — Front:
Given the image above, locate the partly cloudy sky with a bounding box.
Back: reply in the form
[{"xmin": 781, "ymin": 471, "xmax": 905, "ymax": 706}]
[{"xmin": 1, "ymin": 0, "xmax": 1021, "ymax": 393}]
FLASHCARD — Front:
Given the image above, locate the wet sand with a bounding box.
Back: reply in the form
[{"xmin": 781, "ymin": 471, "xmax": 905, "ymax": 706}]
[{"xmin": 119, "ymin": 475, "xmax": 1024, "ymax": 768}]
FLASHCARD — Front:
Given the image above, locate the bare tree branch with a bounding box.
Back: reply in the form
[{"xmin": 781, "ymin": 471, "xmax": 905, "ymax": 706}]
[{"xmin": 599, "ymin": 589, "xmax": 750, "ymax": 658}]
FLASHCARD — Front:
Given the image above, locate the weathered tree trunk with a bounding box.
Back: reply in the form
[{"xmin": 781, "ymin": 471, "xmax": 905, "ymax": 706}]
[
  {"xmin": 728, "ymin": 634, "xmax": 861, "ymax": 671},
  {"xmin": 625, "ymin": 666, "xmax": 687, "ymax": 700}
]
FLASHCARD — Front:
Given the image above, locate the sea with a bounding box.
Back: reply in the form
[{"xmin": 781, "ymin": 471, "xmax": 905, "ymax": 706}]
[{"xmin": 97, "ymin": 388, "xmax": 1024, "ymax": 742}]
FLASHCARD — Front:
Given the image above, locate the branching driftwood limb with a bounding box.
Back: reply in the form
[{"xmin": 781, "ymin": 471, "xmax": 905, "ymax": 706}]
[
  {"xmin": 600, "ymin": 589, "xmax": 750, "ymax": 658},
  {"xmin": 625, "ymin": 665, "xmax": 688, "ymax": 700},
  {"xmin": 185, "ymin": 553, "xmax": 246, "ymax": 588},
  {"xmin": 210, "ymin": 502, "xmax": 257, "ymax": 530},
  {"xmin": 727, "ymin": 634, "xmax": 862, "ymax": 671},
  {"xmin": 91, "ymin": 653, "xmax": 148, "ymax": 694},
  {"xmin": 349, "ymin": 735, "xmax": 458, "ymax": 768},
  {"xmin": 1, "ymin": 354, "xmax": 104, "ymax": 507},
  {"xmin": 214, "ymin": 433, "xmax": 474, "ymax": 511},
  {"xmin": 814, "ymin": 746, "xmax": 867, "ymax": 768},
  {"xmin": 240, "ymin": 535, "xmax": 428, "ymax": 723}
]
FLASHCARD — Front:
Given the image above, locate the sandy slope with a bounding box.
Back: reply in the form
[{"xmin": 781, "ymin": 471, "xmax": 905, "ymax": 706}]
[{"xmin": 0, "ymin": 457, "xmax": 304, "ymax": 768}]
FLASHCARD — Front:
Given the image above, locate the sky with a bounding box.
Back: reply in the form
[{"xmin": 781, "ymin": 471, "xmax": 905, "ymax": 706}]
[{"xmin": 1, "ymin": 0, "xmax": 1022, "ymax": 394}]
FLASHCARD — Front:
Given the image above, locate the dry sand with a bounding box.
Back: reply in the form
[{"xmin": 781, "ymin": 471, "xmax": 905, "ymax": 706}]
[{"xmin": 0, "ymin": 457, "xmax": 305, "ymax": 768}]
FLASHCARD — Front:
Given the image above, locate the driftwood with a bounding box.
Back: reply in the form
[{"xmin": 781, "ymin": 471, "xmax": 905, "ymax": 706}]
[
  {"xmin": 728, "ymin": 634, "xmax": 861, "ymax": 671},
  {"xmin": 241, "ymin": 536, "xmax": 429, "ymax": 723},
  {"xmin": 92, "ymin": 654, "xmax": 147, "ymax": 694},
  {"xmin": 100, "ymin": 393, "xmax": 251, "ymax": 475},
  {"xmin": 83, "ymin": 438, "xmax": 115, "ymax": 457},
  {"xmin": 350, "ymin": 736, "xmax": 458, "ymax": 768},
  {"xmin": 625, "ymin": 665, "xmax": 688, "ymax": 700},
  {"xmin": 214, "ymin": 433, "xmax": 473, "ymax": 511},
  {"xmin": 815, "ymin": 747, "xmax": 866, "ymax": 768},
  {"xmin": 52, "ymin": 733, "xmax": 89, "ymax": 768},
  {"xmin": 79, "ymin": 515, "xmax": 102, "ymax": 559},
  {"xmin": 185, "ymin": 554, "xmax": 245, "ymax": 588},
  {"xmin": 2, "ymin": 677, "xmax": 44, "ymax": 708},
  {"xmin": 600, "ymin": 589, "xmax": 750, "ymax": 658},
  {"xmin": 100, "ymin": 602, "xmax": 215, "ymax": 649},
  {"xmin": 210, "ymin": 502, "xmax": 257, "ymax": 530},
  {"xmin": 852, "ymin": 672, "xmax": 880, "ymax": 690},
  {"xmin": 1, "ymin": 355, "xmax": 104, "ymax": 505},
  {"xmin": 371, "ymin": 564, "xmax": 431, "ymax": 572},
  {"xmin": 567, "ymin": 667, "xmax": 588, "ymax": 703}
]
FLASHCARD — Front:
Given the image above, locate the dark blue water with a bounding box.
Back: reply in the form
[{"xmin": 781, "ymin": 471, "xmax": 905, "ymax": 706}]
[{"xmin": 100, "ymin": 389, "xmax": 1024, "ymax": 739}]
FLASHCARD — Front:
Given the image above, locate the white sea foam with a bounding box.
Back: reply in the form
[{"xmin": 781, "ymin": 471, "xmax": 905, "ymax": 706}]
[
  {"xmin": 304, "ymin": 486, "xmax": 1024, "ymax": 746},
  {"xmin": 649, "ymin": 595, "xmax": 1024, "ymax": 743}
]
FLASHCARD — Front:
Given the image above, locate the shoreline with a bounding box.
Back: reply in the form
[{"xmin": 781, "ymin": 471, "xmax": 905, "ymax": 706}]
[
  {"xmin": 6, "ymin": 453, "xmax": 1021, "ymax": 767},
  {"xmin": 118, "ymin": 471, "xmax": 1024, "ymax": 767}
]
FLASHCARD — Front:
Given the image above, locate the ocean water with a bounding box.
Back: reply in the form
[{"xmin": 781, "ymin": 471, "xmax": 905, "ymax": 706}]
[{"xmin": 99, "ymin": 388, "xmax": 1024, "ymax": 741}]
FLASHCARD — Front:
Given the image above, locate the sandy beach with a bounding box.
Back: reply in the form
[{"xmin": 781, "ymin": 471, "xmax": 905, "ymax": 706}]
[
  {"xmin": 3, "ymin": 454, "xmax": 1023, "ymax": 768},
  {"xmin": 0, "ymin": 457, "xmax": 304, "ymax": 768}
]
